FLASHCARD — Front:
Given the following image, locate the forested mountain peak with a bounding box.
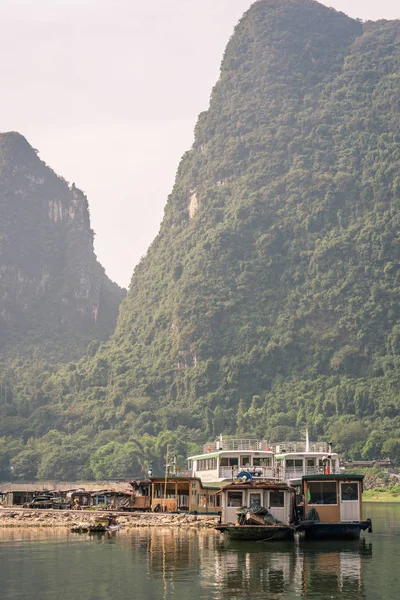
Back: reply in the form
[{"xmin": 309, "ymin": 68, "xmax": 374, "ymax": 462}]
[
  {"xmin": 0, "ymin": 131, "xmax": 39, "ymax": 165},
  {"xmin": 2, "ymin": 1, "xmax": 400, "ymax": 480},
  {"xmin": 0, "ymin": 132, "xmax": 125, "ymax": 361}
]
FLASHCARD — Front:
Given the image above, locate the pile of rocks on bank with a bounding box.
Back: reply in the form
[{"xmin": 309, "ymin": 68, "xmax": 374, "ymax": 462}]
[{"xmin": 0, "ymin": 508, "xmax": 219, "ymax": 529}]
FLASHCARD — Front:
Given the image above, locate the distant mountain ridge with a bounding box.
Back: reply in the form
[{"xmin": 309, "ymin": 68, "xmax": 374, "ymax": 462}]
[{"xmin": 0, "ymin": 132, "xmax": 125, "ymax": 360}]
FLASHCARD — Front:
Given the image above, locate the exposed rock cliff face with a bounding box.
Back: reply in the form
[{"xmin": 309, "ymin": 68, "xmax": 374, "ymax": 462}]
[{"xmin": 0, "ymin": 132, "xmax": 124, "ymax": 359}]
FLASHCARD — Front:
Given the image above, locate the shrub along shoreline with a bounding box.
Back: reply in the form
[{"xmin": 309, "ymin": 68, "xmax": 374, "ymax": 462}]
[{"xmin": 363, "ymin": 488, "xmax": 400, "ymax": 502}]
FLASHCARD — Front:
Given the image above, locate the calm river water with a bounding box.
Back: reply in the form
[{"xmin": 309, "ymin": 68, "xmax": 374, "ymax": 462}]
[{"xmin": 0, "ymin": 503, "xmax": 398, "ymax": 599}]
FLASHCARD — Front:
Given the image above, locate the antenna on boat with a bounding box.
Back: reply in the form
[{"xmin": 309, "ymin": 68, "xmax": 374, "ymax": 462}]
[{"xmin": 305, "ymin": 429, "xmax": 310, "ymax": 453}]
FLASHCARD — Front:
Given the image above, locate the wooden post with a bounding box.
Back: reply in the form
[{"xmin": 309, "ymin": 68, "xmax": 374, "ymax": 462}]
[{"xmin": 163, "ymin": 445, "xmax": 169, "ymax": 512}]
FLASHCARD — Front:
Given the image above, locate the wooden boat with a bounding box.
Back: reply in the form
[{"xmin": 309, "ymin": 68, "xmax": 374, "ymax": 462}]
[
  {"xmin": 107, "ymin": 523, "xmax": 124, "ymax": 532},
  {"xmin": 216, "ymin": 523, "xmax": 294, "ymax": 541},
  {"xmin": 297, "ymin": 474, "xmax": 373, "ymax": 540},
  {"xmin": 71, "ymin": 517, "xmax": 123, "ymax": 534},
  {"xmin": 215, "ymin": 480, "xmax": 297, "ymax": 541}
]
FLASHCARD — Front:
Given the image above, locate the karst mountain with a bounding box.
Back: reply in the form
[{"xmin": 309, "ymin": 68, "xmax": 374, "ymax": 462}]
[
  {"xmin": 0, "ymin": 132, "xmax": 124, "ymax": 361},
  {"xmin": 2, "ymin": 0, "xmax": 400, "ymax": 479}
]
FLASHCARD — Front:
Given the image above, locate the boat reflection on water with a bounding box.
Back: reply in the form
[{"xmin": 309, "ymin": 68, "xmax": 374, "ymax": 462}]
[
  {"xmin": 215, "ymin": 538, "xmax": 371, "ymax": 598},
  {"xmin": 299, "ymin": 539, "xmax": 372, "ymax": 598},
  {"xmin": 126, "ymin": 528, "xmax": 372, "ymax": 599}
]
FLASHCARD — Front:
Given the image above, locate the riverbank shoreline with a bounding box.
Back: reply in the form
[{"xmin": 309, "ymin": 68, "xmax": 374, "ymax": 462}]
[
  {"xmin": 0, "ymin": 508, "xmax": 219, "ymax": 529},
  {"xmin": 363, "ymin": 493, "xmax": 400, "ymax": 502}
]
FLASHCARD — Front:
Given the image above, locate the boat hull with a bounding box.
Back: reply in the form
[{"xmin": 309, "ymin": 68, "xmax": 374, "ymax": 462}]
[
  {"xmin": 297, "ymin": 520, "xmax": 372, "ymax": 541},
  {"xmin": 216, "ymin": 524, "xmax": 295, "ymax": 542}
]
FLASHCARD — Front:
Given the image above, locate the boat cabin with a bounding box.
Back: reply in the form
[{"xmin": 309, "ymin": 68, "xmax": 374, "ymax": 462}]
[
  {"xmin": 272, "ymin": 441, "xmax": 340, "ymax": 485},
  {"xmin": 70, "ymin": 491, "xmax": 92, "ymax": 509},
  {"xmin": 298, "ymin": 474, "xmax": 372, "ymax": 540},
  {"xmin": 220, "ymin": 481, "xmax": 296, "ymax": 526},
  {"xmin": 301, "ymin": 474, "xmax": 364, "ymax": 523},
  {"xmin": 131, "ymin": 476, "xmax": 220, "ymax": 513},
  {"xmin": 188, "ymin": 438, "xmax": 275, "ymax": 484},
  {"xmin": 130, "ymin": 480, "xmax": 152, "ymax": 511}
]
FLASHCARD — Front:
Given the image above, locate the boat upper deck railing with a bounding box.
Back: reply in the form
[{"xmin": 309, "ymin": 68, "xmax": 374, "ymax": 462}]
[
  {"xmin": 202, "ymin": 439, "xmax": 272, "ymax": 453},
  {"xmin": 280, "ymin": 464, "xmax": 341, "ymax": 479},
  {"xmin": 271, "ymin": 441, "xmax": 331, "ymax": 454},
  {"xmin": 202, "ymin": 439, "xmax": 334, "ymax": 454}
]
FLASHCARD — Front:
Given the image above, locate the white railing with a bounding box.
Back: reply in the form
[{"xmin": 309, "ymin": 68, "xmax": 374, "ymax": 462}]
[
  {"xmin": 271, "ymin": 442, "xmax": 330, "ymax": 454},
  {"xmin": 203, "ymin": 439, "xmax": 271, "ymax": 453},
  {"xmin": 280, "ymin": 465, "xmax": 341, "ymax": 480},
  {"xmin": 202, "ymin": 439, "xmax": 333, "ymax": 454},
  {"xmin": 219, "ymin": 466, "xmax": 275, "ymax": 480}
]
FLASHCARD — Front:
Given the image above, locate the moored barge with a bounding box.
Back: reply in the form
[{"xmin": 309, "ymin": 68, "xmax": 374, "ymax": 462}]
[
  {"xmin": 216, "ymin": 479, "xmax": 297, "ymax": 541},
  {"xmin": 297, "ymin": 474, "xmax": 372, "ymax": 540}
]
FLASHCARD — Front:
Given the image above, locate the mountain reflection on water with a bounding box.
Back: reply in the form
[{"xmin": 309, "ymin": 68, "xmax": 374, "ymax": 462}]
[{"xmin": 0, "ymin": 503, "xmax": 398, "ymax": 600}]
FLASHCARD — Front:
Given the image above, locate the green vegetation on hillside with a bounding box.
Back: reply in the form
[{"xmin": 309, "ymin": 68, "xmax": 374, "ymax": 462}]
[{"xmin": 2, "ymin": 0, "xmax": 400, "ymax": 480}]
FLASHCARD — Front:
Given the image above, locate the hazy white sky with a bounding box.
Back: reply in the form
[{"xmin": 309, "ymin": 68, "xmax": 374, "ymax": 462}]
[{"xmin": 1, "ymin": 1, "xmax": 399, "ymax": 287}]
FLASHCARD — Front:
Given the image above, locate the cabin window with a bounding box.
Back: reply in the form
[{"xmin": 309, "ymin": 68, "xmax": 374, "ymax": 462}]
[
  {"xmin": 307, "ymin": 459, "xmax": 315, "ymax": 467},
  {"xmin": 341, "ymin": 483, "xmax": 359, "ymax": 501},
  {"xmin": 308, "ymin": 481, "xmax": 337, "ymax": 505},
  {"xmin": 249, "ymin": 493, "xmax": 262, "ymax": 508},
  {"xmin": 219, "ymin": 457, "xmax": 238, "ymax": 467},
  {"xmin": 286, "ymin": 459, "xmax": 303, "ymax": 468},
  {"xmin": 197, "ymin": 458, "xmax": 217, "ymax": 471},
  {"xmin": 253, "ymin": 458, "xmax": 270, "ymax": 467},
  {"xmin": 241, "ymin": 456, "xmax": 251, "ymax": 466},
  {"xmin": 270, "ymin": 491, "xmax": 285, "ymax": 507},
  {"xmin": 227, "ymin": 491, "xmax": 243, "ymax": 507}
]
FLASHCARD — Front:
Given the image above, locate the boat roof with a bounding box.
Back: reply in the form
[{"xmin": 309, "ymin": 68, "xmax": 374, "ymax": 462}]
[
  {"xmin": 147, "ymin": 475, "xmax": 218, "ymax": 491},
  {"xmin": 302, "ymin": 474, "xmax": 364, "ymax": 481},
  {"xmin": 275, "ymin": 452, "xmax": 339, "ymax": 459},
  {"xmin": 301, "ymin": 473, "xmax": 364, "ymax": 493},
  {"xmin": 221, "ymin": 482, "xmax": 295, "ymax": 492},
  {"xmin": 188, "ymin": 452, "xmax": 219, "ymax": 460}
]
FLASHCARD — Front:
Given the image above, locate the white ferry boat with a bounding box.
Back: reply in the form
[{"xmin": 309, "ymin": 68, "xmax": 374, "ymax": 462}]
[
  {"xmin": 187, "ymin": 437, "xmax": 275, "ymax": 484},
  {"xmin": 187, "ymin": 435, "xmax": 340, "ymax": 486},
  {"xmin": 272, "ymin": 440, "xmax": 340, "ymax": 486}
]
